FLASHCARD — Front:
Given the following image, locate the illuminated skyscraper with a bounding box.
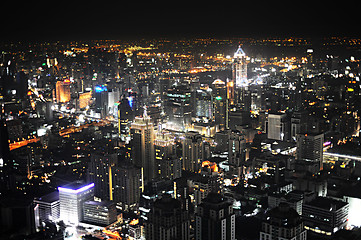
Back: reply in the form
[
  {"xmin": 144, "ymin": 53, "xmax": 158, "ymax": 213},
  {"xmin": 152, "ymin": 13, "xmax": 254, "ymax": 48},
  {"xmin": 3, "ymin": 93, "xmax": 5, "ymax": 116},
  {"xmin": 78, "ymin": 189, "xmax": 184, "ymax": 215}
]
[
  {"xmin": 233, "ymin": 46, "xmax": 247, "ymax": 88},
  {"xmin": 212, "ymin": 79, "xmax": 228, "ymax": 130},
  {"xmin": 182, "ymin": 131, "xmax": 204, "ymax": 172},
  {"xmin": 131, "ymin": 112, "xmax": 155, "ymax": 182},
  {"xmin": 55, "ymin": 80, "xmax": 71, "ymax": 103},
  {"xmin": 58, "ymin": 181, "xmax": 94, "ymax": 224}
]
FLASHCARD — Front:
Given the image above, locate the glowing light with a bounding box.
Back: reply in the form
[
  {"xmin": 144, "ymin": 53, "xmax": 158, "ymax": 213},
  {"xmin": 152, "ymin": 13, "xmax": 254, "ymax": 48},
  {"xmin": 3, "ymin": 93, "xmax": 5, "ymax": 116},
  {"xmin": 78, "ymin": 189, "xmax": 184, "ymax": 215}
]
[
  {"xmin": 212, "ymin": 79, "xmax": 225, "ymax": 85},
  {"xmin": 128, "ymin": 96, "xmax": 134, "ymax": 108},
  {"xmin": 201, "ymin": 160, "xmax": 219, "ymax": 173},
  {"xmin": 215, "ymin": 96, "xmax": 222, "ymax": 101},
  {"xmin": 129, "ymin": 218, "xmax": 139, "ymax": 225},
  {"xmin": 95, "ymin": 85, "xmax": 107, "ymax": 93},
  {"xmin": 58, "ymin": 183, "xmax": 94, "ymax": 194}
]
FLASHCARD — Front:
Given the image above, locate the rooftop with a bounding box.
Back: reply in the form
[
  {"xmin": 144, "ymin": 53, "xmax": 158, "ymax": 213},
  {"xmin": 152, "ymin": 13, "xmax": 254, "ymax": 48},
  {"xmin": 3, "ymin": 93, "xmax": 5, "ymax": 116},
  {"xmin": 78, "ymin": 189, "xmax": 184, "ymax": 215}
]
[
  {"xmin": 305, "ymin": 196, "xmax": 348, "ymax": 211},
  {"xmin": 58, "ymin": 181, "xmax": 94, "ymax": 194},
  {"xmin": 35, "ymin": 191, "xmax": 59, "ymax": 203}
]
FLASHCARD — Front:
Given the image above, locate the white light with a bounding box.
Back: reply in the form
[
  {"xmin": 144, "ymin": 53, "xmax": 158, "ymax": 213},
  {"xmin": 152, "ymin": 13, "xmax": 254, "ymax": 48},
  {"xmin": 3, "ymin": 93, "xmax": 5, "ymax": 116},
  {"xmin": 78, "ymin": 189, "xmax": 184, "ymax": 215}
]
[{"xmin": 37, "ymin": 128, "xmax": 47, "ymax": 137}]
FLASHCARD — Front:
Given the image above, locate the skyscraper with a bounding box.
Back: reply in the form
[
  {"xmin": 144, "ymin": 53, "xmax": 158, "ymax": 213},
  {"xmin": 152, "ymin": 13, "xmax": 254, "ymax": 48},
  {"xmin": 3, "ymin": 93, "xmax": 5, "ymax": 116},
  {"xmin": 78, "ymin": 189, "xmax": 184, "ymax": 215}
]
[
  {"xmin": 212, "ymin": 79, "xmax": 228, "ymax": 130},
  {"xmin": 260, "ymin": 202, "xmax": 307, "ymax": 240},
  {"xmin": 55, "ymin": 80, "xmax": 71, "ymax": 103},
  {"xmin": 233, "ymin": 46, "xmax": 247, "ymax": 88},
  {"xmin": 87, "ymin": 153, "xmax": 117, "ymax": 201},
  {"xmin": 267, "ymin": 113, "xmax": 289, "ymax": 141},
  {"xmin": 58, "ymin": 181, "xmax": 95, "ymax": 225},
  {"xmin": 296, "ymin": 133, "xmax": 324, "ymax": 171},
  {"xmin": 182, "ymin": 131, "xmax": 204, "ymax": 172},
  {"xmin": 131, "ymin": 113, "xmax": 155, "ymax": 182},
  {"xmin": 195, "ymin": 193, "xmax": 236, "ymax": 240},
  {"xmin": 145, "ymin": 194, "xmax": 190, "ymax": 240},
  {"xmin": 112, "ymin": 162, "xmax": 143, "ymax": 211}
]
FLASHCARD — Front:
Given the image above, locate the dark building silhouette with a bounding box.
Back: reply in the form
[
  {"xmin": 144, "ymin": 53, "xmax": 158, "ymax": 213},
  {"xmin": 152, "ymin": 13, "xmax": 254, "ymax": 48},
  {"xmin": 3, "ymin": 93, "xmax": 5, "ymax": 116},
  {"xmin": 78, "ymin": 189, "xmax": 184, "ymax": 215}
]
[
  {"xmin": 145, "ymin": 194, "xmax": 190, "ymax": 240},
  {"xmin": 195, "ymin": 192, "xmax": 235, "ymax": 240}
]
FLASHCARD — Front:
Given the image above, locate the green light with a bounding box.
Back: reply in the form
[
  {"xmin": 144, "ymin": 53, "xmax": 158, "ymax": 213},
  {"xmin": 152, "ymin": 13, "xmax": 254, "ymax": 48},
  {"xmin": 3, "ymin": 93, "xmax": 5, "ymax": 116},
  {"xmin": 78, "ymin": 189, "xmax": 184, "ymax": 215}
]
[{"xmin": 215, "ymin": 96, "xmax": 222, "ymax": 100}]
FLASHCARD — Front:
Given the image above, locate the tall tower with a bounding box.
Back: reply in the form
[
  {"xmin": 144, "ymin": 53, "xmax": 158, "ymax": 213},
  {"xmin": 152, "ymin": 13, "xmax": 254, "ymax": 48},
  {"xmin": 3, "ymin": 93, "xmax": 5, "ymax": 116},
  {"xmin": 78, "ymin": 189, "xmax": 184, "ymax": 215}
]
[
  {"xmin": 233, "ymin": 46, "xmax": 247, "ymax": 88},
  {"xmin": 195, "ymin": 193, "xmax": 236, "ymax": 240},
  {"xmin": 260, "ymin": 203, "xmax": 307, "ymax": 240},
  {"xmin": 58, "ymin": 181, "xmax": 94, "ymax": 225},
  {"xmin": 145, "ymin": 194, "xmax": 190, "ymax": 240},
  {"xmin": 182, "ymin": 131, "xmax": 204, "ymax": 172},
  {"xmin": 130, "ymin": 112, "xmax": 155, "ymax": 182},
  {"xmin": 296, "ymin": 133, "xmax": 324, "ymax": 171},
  {"xmin": 212, "ymin": 79, "xmax": 228, "ymax": 130}
]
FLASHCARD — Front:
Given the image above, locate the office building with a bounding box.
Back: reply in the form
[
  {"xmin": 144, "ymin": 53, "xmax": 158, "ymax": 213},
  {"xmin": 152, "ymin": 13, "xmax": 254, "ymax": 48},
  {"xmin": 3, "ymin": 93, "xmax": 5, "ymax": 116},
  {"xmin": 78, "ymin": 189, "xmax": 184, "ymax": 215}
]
[
  {"xmin": 87, "ymin": 153, "xmax": 117, "ymax": 201},
  {"xmin": 145, "ymin": 194, "xmax": 190, "ymax": 240},
  {"xmin": 195, "ymin": 88, "xmax": 213, "ymax": 119},
  {"xmin": 131, "ymin": 114, "xmax": 155, "ymax": 182},
  {"xmin": 112, "ymin": 162, "xmax": 143, "ymax": 211},
  {"xmin": 303, "ymin": 197, "xmax": 348, "ymax": 236},
  {"xmin": 182, "ymin": 131, "xmax": 204, "ymax": 172},
  {"xmin": 195, "ymin": 193, "xmax": 235, "ymax": 240},
  {"xmin": 233, "ymin": 46, "xmax": 247, "ymax": 88},
  {"xmin": 212, "ymin": 79, "xmax": 228, "ymax": 130},
  {"xmin": 154, "ymin": 133, "xmax": 181, "ymax": 180},
  {"xmin": 34, "ymin": 191, "xmax": 60, "ymax": 223},
  {"xmin": 58, "ymin": 181, "xmax": 95, "ymax": 224},
  {"xmin": 83, "ymin": 200, "xmax": 117, "ymax": 226},
  {"xmin": 260, "ymin": 202, "xmax": 307, "ymax": 240},
  {"xmin": 296, "ymin": 133, "xmax": 324, "ymax": 171},
  {"xmin": 55, "ymin": 80, "xmax": 71, "ymax": 103},
  {"xmin": 267, "ymin": 113, "xmax": 289, "ymax": 141},
  {"xmin": 166, "ymin": 84, "xmax": 192, "ymax": 129}
]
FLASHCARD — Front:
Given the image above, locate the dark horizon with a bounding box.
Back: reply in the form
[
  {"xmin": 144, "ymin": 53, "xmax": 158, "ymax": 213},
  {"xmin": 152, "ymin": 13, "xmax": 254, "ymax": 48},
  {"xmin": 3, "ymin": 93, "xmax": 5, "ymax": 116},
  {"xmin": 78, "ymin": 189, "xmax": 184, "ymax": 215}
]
[{"xmin": 3, "ymin": 3, "xmax": 360, "ymax": 42}]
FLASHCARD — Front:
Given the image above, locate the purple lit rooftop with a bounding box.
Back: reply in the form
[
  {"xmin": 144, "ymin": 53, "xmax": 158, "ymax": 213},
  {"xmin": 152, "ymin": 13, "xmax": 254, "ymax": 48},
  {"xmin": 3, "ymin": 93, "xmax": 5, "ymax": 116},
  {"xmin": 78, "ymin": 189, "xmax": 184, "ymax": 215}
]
[{"xmin": 58, "ymin": 182, "xmax": 94, "ymax": 194}]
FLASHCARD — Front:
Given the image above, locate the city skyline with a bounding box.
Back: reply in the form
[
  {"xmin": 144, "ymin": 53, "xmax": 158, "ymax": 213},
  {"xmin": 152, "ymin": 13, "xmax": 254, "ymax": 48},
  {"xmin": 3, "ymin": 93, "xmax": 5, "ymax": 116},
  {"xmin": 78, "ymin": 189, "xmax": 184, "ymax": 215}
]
[{"xmin": 0, "ymin": 35, "xmax": 361, "ymax": 239}]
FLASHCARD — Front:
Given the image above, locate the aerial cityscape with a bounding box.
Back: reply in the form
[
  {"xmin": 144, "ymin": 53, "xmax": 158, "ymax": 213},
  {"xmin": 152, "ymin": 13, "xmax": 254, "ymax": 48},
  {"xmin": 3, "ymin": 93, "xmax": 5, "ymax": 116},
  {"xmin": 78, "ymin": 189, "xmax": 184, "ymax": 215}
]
[{"xmin": 0, "ymin": 34, "xmax": 361, "ymax": 240}]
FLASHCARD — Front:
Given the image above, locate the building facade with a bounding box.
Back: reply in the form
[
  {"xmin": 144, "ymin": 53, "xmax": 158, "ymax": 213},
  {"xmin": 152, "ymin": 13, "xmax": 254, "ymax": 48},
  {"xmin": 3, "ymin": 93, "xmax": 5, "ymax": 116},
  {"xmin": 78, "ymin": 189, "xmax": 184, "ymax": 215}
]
[
  {"xmin": 58, "ymin": 181, "xmax": 95, "ymax": 224},
  {"xmin": 195, "ymin": 193, "xmax": 235, "ymax": 240},
  {"xmin": 260, "ymin": 203, "xmax": 307, "ymax": 240},
  {"xmin": 145, "ymin": 194, "xmax": 190, "ymax": 240}
]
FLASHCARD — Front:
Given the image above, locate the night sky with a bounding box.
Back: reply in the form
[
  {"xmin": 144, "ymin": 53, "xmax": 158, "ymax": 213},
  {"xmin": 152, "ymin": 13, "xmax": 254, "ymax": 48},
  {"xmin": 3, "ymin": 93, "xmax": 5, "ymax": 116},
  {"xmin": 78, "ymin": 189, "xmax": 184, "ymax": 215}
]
[{"xmin": 3, "ymin": 3, "xmax": 360, "ymax": 41}]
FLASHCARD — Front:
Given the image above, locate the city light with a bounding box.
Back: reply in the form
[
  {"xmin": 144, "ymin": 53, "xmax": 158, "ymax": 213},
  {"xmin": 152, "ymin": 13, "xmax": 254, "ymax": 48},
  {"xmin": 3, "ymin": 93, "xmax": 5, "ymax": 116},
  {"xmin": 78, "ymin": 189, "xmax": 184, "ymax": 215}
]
[
  {"xmin": 58, "ymin": 183, "xmax": 95, "ymax": 194},
  {"xmin": 1, "ymin": 35, "xmax": 361, "ymax": 240}
]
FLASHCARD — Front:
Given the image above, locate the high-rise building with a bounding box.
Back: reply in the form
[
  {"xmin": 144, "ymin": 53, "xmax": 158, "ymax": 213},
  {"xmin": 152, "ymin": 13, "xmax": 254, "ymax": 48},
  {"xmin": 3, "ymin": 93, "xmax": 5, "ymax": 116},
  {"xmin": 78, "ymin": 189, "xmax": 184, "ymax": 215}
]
[
  {"xmin": 58, "ymin": 181, "xmax": 95, "ymax": 224},
  {"xmin": 296, "ymin": 133, "xmax": 324, "ymax": 171},
  {"xmin": 145, "ymin": 194, "xmax": 190, "ymax": 240},
  {"xmin": 267, "ymin": 113, "xmax": 289, "ymax": 141},
  {"xmin": 112, "ymin": 162, "xmax": 143, "ymax": 211},
  {"xmin": 260, "ymin": 202, "xmax": 307, "ymax": 240},
  {"xmin": 302, "ymin": 197, "xmax": 348, "ymax": 236},
  {"xmin": 87, "ymin": 153, "xmax": 117, "ymax": 201},
  {"xmin": 233, "ymin": 46, "xmax": 247, "ymax": 88},
  {"xmin": 55, "ymin": 80, "xmax": 71, "ymax": 103},
  {"xmin": 0, "ymin": 118, "xmax": 13, "ymax": 191},
  {"xmin": 195, "ymin": 193, "xmax": 235, "ymax": 240},
  {"xmin": 182, "ymin": 131, "xmax": 204, "ymax": 172},
  {"xmin": 195, "ymin": 88, "xmax": 213, "ymax": 119},
  {"xmin": 131, "ymin": 114, "xmax": 155, "ymax": 182},
  {"xmin": 83, "ymin": 200, "xmax": 117, "ymax": 226},
  {"xmin": 166, "ymin": 84, "xmax": 192, "ymax": 129},
  {"xmin": 34, "ymin": 191, "xmax": 60, "ymax": 223},
  {"xmin": 212, "ymin": 79, "xmax": 228, "ymax": 130}
]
